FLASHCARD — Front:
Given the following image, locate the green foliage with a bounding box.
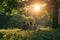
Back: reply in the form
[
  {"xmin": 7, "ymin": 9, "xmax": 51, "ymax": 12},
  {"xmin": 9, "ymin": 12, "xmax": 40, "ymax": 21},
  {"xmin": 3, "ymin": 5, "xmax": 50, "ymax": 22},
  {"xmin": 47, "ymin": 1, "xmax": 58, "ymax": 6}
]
[
  {"xmin": 0, "ymin": 32, "xmax": 4, "ymax": 39},
  {"xmin": 58, "ymin": 5, "xmax": 60, "ymax": 27},
  {"xmin": 0, "ymin": 0, "xmax": 4, "ymax": 5},
  {"xmin": 4, "ymin": 14, "xmax": 34, "ymax": 28},
  {"xmin": 0, "ymin": 0, "xmax": 27, "ymax": 28},
  {"xmin": 0, "ymin": 12, "xmax": 11, "ymax": 28},
  {"xmin": 4, "ymin": 14, "xmax": 24, "ymax": 28}
]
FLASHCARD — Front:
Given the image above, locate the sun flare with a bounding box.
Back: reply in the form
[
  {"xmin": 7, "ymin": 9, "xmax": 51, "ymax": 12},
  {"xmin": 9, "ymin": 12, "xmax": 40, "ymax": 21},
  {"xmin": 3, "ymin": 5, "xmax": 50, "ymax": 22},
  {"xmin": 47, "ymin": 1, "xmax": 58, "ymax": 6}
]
[
  {"xmin": 25, "ymin": 3, "xmax": 47, "ymax": 17},
  {"xmin": 32, "ymin": 4, "xmax": 41, "ymax": 12},
  {"xmin": 33, "ymin": 5, "xmax": 41, "ymax": 11}
]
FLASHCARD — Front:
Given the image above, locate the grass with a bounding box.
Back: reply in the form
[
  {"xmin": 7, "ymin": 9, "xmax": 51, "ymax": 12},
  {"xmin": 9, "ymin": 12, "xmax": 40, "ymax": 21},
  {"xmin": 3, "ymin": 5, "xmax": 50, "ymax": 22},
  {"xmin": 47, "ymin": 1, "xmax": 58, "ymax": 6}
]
[{"xmin": 0, "ymin": 27, "xmax": 60, "ymax": 40}]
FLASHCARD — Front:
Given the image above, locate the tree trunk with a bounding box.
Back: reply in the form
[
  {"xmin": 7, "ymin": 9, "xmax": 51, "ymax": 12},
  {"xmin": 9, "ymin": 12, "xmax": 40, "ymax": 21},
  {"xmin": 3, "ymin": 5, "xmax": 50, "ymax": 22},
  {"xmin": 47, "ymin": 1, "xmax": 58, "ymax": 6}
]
[{"xmin": 52, "ymin": 0, "xmax": 58, "ymax": 28}]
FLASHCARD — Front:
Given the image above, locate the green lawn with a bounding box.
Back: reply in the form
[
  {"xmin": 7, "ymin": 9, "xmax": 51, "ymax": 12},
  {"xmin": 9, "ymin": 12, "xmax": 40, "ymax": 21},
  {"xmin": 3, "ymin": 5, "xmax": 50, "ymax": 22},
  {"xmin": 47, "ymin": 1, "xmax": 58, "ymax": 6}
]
[{"xmin": 0, "ymin": 27, "xmax": 60, "ymax": 40}]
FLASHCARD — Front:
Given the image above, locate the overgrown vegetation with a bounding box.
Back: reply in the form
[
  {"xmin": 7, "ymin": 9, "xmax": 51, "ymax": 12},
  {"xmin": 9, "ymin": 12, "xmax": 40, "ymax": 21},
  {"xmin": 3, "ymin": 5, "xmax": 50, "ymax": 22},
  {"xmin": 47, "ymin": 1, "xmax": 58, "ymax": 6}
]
[{"xmin": 0, "ymin": 28, "xmax": 60, "ymax": 40}]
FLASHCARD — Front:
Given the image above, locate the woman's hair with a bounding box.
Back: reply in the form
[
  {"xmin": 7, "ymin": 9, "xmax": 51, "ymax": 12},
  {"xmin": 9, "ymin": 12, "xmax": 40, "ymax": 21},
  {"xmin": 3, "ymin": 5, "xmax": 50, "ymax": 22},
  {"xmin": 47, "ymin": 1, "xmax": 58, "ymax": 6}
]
[
  {"xmin": 30, "ymin": 22, "xmax": 32, "ymax": 25},
  {"xmin": 23, "ymin": 21, "xmax": 26, "ymax": 24}
]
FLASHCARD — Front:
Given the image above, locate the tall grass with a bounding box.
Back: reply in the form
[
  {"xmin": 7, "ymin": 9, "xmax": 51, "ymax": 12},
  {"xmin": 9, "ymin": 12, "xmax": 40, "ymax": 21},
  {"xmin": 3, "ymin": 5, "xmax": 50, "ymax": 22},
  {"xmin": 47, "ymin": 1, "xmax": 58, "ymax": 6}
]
[{"xmin": 0, "ymin": 28, "xmax": 60, "ymax": 40}]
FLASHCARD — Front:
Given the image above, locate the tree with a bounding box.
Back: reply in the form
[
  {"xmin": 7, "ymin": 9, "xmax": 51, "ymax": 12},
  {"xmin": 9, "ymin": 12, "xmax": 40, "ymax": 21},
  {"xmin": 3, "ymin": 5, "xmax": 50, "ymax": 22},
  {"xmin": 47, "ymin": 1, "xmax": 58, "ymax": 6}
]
[
  {"xmin": 46, "ymin": 0, "xmax": 58, "ymax": 28},
  {"xmin": 52, "ymin": 0, "xmax": 58, "ymax": 28},
  {"xmin": 0, "ymin": 0, "xmax": 26, "ymax": 28}
]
